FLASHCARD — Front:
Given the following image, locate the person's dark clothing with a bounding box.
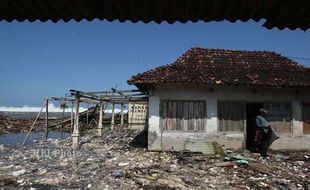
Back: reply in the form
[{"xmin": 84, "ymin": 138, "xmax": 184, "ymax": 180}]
[
  {"xmin": 259, "ymin": 127, "xmax": 270, "ymax": 157},
  {"xmin": 255, "ymin": 115, "xmax": 270, "ymax": 157}
]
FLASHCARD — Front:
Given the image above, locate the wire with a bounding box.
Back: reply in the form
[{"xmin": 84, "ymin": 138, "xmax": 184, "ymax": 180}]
[{"xmin": 287, "ymin": 56, "xmax": 310, "ymax": 61}]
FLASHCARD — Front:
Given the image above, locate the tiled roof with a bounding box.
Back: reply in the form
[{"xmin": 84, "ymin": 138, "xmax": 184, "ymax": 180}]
[{"xmin": 128, "ymin": 48, "xmax": 310, "ymax": 88}]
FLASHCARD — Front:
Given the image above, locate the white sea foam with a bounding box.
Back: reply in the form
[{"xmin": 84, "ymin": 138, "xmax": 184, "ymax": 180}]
[
  {"xmin": 0, "ymin": 104, "xmax": 128, "ymax": 113},
  {"xmin": 0, "ymin": 103, "xmax": 87, "ymax": 113}
]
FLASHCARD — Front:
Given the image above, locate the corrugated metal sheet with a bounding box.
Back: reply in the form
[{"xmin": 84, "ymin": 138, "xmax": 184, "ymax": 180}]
[
  {"xmin": 184, "ymin": 139, "xmax": 215, "ymax": 155},
  {"xmin": 0, "ymin": 0, "xmax": 309, "ymax": 31}
]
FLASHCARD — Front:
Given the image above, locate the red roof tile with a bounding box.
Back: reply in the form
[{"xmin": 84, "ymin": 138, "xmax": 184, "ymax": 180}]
[{"xmin": 128, "ymin": 48, "xmax": 310, "ymax": 88}]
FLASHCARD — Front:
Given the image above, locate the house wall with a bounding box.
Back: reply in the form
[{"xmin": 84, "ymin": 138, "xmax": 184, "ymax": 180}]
[{"xmin": 148, "ymin": 84, "xmax": 310, "ymax": 151}]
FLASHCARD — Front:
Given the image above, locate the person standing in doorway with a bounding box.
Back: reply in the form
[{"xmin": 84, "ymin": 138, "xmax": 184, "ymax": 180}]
[{"xmin": 255, "ymin": 108, "xmax": 270, "ymax": 157}]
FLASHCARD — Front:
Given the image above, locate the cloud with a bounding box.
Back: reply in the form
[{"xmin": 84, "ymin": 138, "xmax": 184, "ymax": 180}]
[{"xmin": 0, "ymin": 103, "xmax": 87, "ymax": 113}]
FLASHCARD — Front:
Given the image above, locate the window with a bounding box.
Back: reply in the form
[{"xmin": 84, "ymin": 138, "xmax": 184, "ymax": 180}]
[
  {"xmin": 302, "ymin": 103, "xmax": 310, "ymax": 134},
  {"xmin": 264, "ymin": 102, "xmax": 292, "ymax": 133},
  {"xmin": 218, "ymin": 101, "xmax": 245, "ymax": 132},
  {"xmin": 160, "ymin": 100, "xmax": 206, "ymax": 131}
]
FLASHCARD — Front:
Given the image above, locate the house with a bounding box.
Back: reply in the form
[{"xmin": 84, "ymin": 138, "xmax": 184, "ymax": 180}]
[{"xmin": 128, "ymin": 48, "xmax": 310, "ymax": 151}]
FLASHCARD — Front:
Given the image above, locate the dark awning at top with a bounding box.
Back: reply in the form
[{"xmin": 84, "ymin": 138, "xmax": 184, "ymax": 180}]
[{"xmin": 0, "ymin": 0, "xmax": 309, "ymax": 31}]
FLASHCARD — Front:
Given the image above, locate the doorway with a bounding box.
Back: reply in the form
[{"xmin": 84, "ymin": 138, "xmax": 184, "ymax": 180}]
[{"xmin": 246, "ymin": 103, "xmax": 263, "ymax": 151}]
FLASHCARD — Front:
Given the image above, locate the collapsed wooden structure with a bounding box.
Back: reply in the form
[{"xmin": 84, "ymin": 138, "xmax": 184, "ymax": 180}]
[
  {"xmin": 22, "ymin": 88, "xmax": 148, "ymax": 149},
  {"xmin": 69, "ymin": 88, "xmax": 148, "ymax": 149}
]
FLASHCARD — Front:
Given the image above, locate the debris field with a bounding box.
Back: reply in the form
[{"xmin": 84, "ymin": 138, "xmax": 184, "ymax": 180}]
[{"xmin": 0, "ymin": 127, "xmax": 309, "ymax": 190}]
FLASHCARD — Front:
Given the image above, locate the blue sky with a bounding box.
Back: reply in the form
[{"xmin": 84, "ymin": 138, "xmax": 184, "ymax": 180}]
[{"xmin": 0, "ymin": 20, "xmax": 309, "ymax": 106}]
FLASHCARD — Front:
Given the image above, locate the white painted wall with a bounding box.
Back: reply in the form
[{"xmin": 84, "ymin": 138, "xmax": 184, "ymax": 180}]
[{"xmin": 147, "ymin": 83, "xmax": 310, "ymax": 151}]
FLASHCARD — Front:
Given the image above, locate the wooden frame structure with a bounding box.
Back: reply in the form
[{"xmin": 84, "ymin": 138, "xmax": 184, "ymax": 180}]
[
  {"xmin": 22, "ymin": 88, "xmax": 147, "ymax": 149},
  {"xmin": 69, "ymin": 88, "xmax": 148, "ymax": 150},
  {"xmin": 21, "ymin": 96, "xmax": 97, "ymax": 146}
]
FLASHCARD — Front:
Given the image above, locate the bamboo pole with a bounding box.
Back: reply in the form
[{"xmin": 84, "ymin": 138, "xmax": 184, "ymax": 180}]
[{"xmin": 22, "ymin": 99, "xmax": 47, "ymax": 146}]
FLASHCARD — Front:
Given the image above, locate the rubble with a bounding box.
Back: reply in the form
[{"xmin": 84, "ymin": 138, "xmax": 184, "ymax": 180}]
[
  {"xmin": 0, "ymin": 128, "xmax": 309, "ymax": 189},
  {"xmin": 12, "ymin": 169, "xmax": 26, "ymax": 177}
]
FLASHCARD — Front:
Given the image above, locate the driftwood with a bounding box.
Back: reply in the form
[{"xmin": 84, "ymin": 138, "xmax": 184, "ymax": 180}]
[{"xmin": 248, "ymin": 162, "xmax": 273, "ymax": 174}]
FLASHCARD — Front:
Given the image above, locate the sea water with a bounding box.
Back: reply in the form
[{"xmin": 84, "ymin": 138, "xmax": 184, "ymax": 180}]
[{"xmin": 0, "ymin": 131, "xmax": 70, "ymax": 147}]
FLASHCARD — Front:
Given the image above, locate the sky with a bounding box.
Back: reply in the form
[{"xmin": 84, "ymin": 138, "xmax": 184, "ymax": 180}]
[{"xmin": 0, "ymin": 19, "xmax": 309, "ymax": 107}]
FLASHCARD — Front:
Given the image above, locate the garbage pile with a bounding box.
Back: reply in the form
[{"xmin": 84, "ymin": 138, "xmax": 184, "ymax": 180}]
[{"xmin": 0, "ymin": 128, "xmax": 309, "ymax": 189}]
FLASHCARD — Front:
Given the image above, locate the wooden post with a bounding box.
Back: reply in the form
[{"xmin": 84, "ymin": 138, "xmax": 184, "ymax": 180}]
[
  {"xmin": 45, "ymin": 98, "xmax": 49, "ymax": 139},
  {"xmin": 62, "ymin": 105, "xmax": 65, "ymax": 130},
  {"xmin": 60, "ymin": 102, "xmax": 67, "ymax": 137},
  {"xmin": 111, "ymin": 102, "xmax": 115, "ymax": 131},
  {"xmin": 72, "ymin": 93, "xmax": 80, "ymax": 150},
  {"xmin": 86, "ymin": 103, "xmax": 89, "ymax": 126},
  {"xmin": 120, "ymin": 102, "xmax": 124, "ymax": 126},
  {"xmin": 71, "ymin": 102, "xmax": 74, "ymax": 133},
  {"xmin": 97, "ymin": 101, "xmax": 104, "ymax": 137}
]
